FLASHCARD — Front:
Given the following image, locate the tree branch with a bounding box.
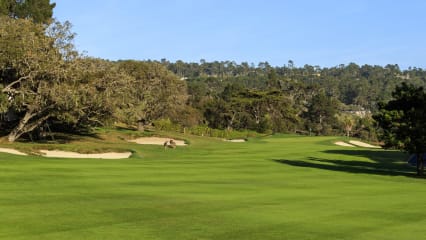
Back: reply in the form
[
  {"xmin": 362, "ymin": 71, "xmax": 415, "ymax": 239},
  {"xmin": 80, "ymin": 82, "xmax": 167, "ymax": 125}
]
[{"xmin": 1, "ymin": 74, "xmax": 32, "ymax": 93}]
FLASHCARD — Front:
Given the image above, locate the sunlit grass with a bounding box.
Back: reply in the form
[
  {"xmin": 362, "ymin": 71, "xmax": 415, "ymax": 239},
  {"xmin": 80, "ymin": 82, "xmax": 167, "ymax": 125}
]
[{"xmin": 0, "ymin": 130, "xmax": 424, "ymax": 240}]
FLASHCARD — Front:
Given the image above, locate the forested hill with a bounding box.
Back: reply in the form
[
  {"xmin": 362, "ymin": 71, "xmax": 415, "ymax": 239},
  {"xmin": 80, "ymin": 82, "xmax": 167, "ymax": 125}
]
[{"xmin": 161, "ymin": 60, "xmax": 426, "ymax": 111}]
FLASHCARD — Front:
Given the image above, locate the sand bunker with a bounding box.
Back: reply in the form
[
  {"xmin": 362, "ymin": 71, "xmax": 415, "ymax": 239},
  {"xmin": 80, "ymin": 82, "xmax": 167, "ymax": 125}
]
[
  {"xmin": 334, "ymin": 141, "xmax": 355, "ymax": 147},
  {"xmin": 0, "ymin": 147, "xmax": 28, "ymax": 156},
  {"xmin": 349, "ymin": 140, "xmax": 381, "ymax": 148},
  {"xmin": 224, "ymin": 139, "xmax": 246, "ymax": 143},
  {"xmin": 39, "ymin": 150, "xmax": 132, "ymax": 159},
  {"xmin": 129, "ymin": 137, "xmax": 186, "ymax": 146}
]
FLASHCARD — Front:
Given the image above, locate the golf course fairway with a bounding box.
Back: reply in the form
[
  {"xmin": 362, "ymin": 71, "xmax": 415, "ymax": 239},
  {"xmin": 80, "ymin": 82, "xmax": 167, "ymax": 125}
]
[{"xmin": 0, "ymin": 133, "xmax": 424, "ymax": 240}]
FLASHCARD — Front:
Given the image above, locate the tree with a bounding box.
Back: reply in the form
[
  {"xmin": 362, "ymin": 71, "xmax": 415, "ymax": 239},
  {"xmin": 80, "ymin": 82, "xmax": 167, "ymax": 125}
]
[
  {"xmin": 374, "ymin": 83, "xmax": 426, "ymax": 176},
  {"xmin": 0, "ymin": 17, "xmax": 67, "ymax": 141},
  {"xmin": 0, "ymin": 0, "xmax": 56, "ymax": 24},
  {"xmin": 116, "ymin": 60, "xmax": 190, "ymax": 128},
  {"xmin": 0, "ymin": 0, "xmax": 9, "ymax": 15},
  {"xmin": 0, "ymin": 17, "xmax": 117, "ymax": 141},
  {"xmin": 64, "ymin": 58, "xmax": 135, "ymax": 130},
  {"xmin": 336, "ymin": 113, "xmax": 356, "ymax": 138},
  {"xmin": 304, "ymin": 91, "xmax": 340, "ymax": 135}
]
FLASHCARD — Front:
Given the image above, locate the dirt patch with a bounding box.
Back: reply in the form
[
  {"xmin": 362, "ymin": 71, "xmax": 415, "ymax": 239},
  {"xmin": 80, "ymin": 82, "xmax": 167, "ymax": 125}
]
[
  {"xmin": 349, "ymin": 140, "xmax": 381, "ymax": 148},
  {"xmin": 128, "ymin": 137, "xmax": 186, "ymax": 146},
  {"xmin": 334, "ymin": 141, "xmax": 355, "ymax": 147},
  {"xmin": 0, "ymin": 148, "xmax": 28, "ymax": 156},
  {"xmin": 39, "ymin": 150, "xmax": 132, "ymax": 159}
]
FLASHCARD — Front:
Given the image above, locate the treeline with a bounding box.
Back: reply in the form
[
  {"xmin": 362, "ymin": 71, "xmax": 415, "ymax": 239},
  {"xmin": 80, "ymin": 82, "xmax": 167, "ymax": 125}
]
[
  {"xmin": 157, "ymin": 60, "xmax": 426, "ymax": 139},
  {"xmin": 162, "ymin": 60, "xmax": 426, "ymax": 111},
  {"xmin": 1, "ymin": 1, "xmax": 426, "ymax": 142}
]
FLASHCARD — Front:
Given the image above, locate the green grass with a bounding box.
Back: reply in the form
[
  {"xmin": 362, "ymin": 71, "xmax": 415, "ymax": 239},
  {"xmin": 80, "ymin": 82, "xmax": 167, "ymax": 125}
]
[{"xmin": 0, "ymin": 131, "xmax": 425, "ymax": 240}]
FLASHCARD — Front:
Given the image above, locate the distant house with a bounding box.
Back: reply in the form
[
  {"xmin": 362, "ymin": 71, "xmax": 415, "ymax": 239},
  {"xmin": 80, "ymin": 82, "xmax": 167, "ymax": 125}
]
[
  {"xmin": 342, "ymin": 106, "xmax": 371, "ymax": 118},
  {"xmin": 397, "ymin": 74, "xmax": 410, "ymax": 80},
  {"xmin": 347, "ymin": 110, "xmax": 370, "ymax": 118}
]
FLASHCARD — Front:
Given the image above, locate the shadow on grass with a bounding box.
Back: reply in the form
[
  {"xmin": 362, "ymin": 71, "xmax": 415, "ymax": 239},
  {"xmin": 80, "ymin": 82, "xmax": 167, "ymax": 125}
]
[
  {"xmin": 15, "ymin": 131, "xmax": 102, "ymax": 144},
  {"xmin": 273, "ymin": 149, "xmax": 419, "ymax": 178},
  {"xmin": 115, "ymin": 126, "xmax": 137, "ymax": 132}
]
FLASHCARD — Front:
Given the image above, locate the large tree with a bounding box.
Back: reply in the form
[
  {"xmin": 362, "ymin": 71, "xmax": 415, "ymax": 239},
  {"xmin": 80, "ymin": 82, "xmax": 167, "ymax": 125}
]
[
  {"xmin": 0, "ymin": 17, "xmax": 116, "ymax": 141},
  {"xmin": 0, "ymin": 17, "xmax": 66, "ymax": 141},
  {"xmin": 304, "ymin": 91, "xmax": 340, "ymax": 135},
  {"xmin": 374, "ymin": 83, "xmax": 426, "ymax": 176},
  {"xmin": 60, "ymin": 57, "xmax": 135, "ymax": 131},
  {"xmin": 116, "ymin": 60, "xmax": 190, "ymax": 128}
]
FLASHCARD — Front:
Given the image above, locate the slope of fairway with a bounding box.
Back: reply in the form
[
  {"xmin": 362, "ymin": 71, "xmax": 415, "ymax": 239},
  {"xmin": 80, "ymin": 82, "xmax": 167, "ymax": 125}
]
[{"xmin": 0, "ymin": 133, "xmax": 424, "ymax": 240}]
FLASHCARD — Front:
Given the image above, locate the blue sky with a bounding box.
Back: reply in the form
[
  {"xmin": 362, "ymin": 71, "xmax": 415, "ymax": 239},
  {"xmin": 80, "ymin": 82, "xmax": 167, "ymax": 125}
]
[{"xmin": 54, "ymin": 0, "xmax": 426, "ymax": 69}]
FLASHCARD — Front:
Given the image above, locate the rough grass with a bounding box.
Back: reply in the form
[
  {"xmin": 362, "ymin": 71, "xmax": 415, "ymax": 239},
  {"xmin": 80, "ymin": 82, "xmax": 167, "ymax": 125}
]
[{"xmin": 0, "ymin": 130, "xmax": 424, "ymax": 240}]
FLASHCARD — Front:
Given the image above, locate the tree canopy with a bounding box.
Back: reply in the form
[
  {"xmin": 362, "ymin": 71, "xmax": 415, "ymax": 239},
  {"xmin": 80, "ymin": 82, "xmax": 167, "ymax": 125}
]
[
  {"xmin": 374, "ymin": 83, "xmax": 426, "ymax": 175},
  {"xmin": 0, "ymin": 0, "xmax": 56, "ymax": 24},
  {"xmin": 0, "ymin": 16, "xmax": 69, "ymax": 141}
]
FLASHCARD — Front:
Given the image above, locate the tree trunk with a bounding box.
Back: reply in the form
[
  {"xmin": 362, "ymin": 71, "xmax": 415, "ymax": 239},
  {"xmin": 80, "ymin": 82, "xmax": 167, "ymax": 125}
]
[
  {"xmin": 8, "ymin": 111, "xmax": 34, "ymax": 142},
  {"xmin": 7, "ymin": 130, "xmax": 20, "ymax": 142},
  {"xmin": 7, "ymin": 111, "xmax": 50, "ymax": 142},
  {"xmin": 137, "ymin": 121, "xmax": 144, "ymax": 131}
]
